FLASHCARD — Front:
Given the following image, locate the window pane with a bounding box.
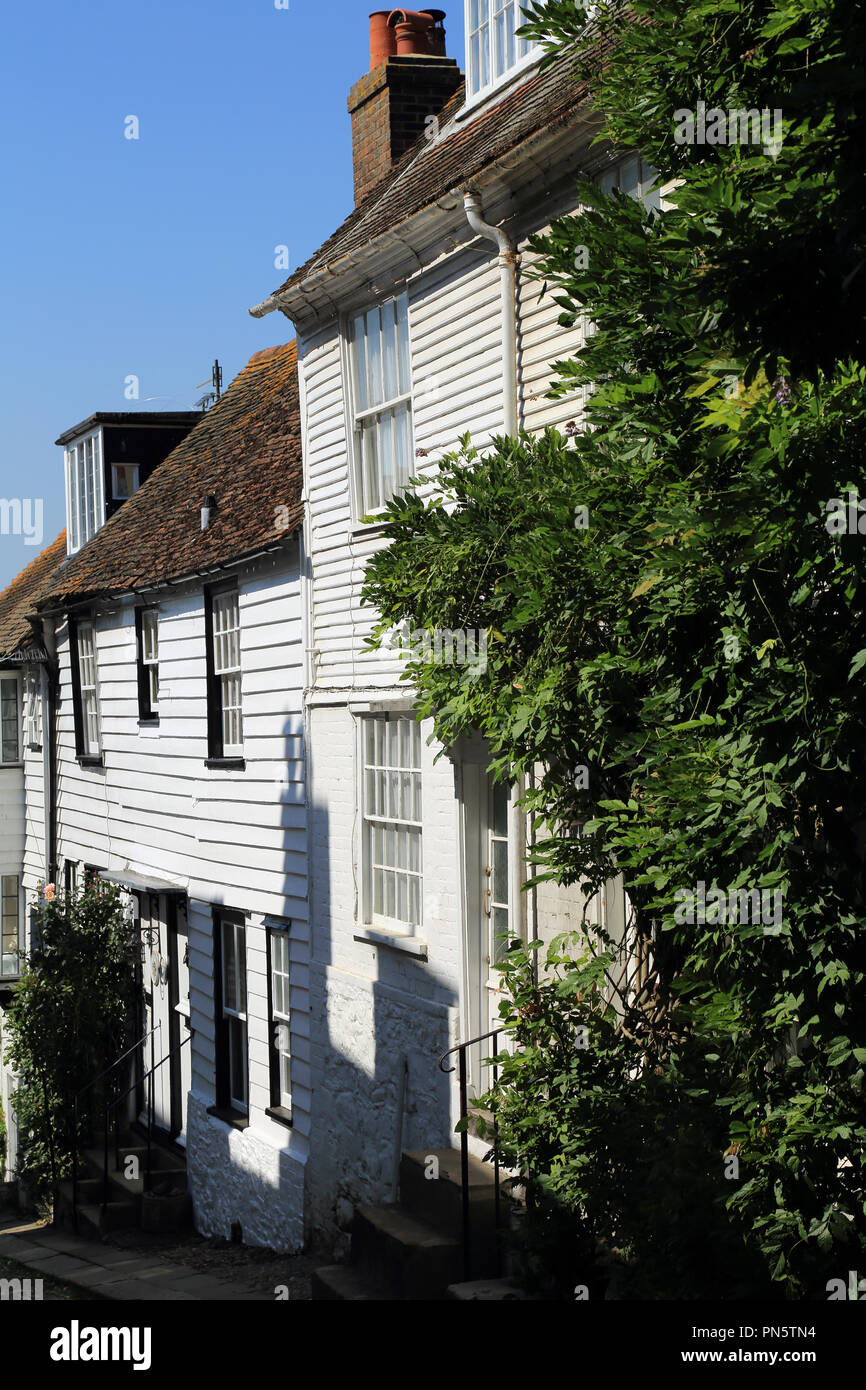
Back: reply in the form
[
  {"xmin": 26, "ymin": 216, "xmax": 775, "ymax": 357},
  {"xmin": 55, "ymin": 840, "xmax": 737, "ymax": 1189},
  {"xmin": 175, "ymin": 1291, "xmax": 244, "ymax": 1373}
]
[
  {"xmin": 393, "ymin": 402, "xmax": 411, "ymax": 490},
  {"xmin": 1, "ymin": 679, "xmax": 19, "ymax": 762},
  {"xmin": 382, "ymin": 298, "xmax": 399, "ymax": 402},
  {"xmin": 378, "ymin": 410, "xmax": 395, "ymax": 502},
  {"xmin": 237, "ymin": 925, "xmax": 247, "ymax": 1010},
  {"xmin": 76, "ymin": 447, "xmax": 86, "ymax": 543},
  {"xmin": 366, "ymin": 307, "xmax": 382, "ymax": 406},
  {"xmin": 362, "ymin": 717, "xmax": 423, "ymax": 928},
  {"xmin": 143, "ymin": 611, "xmax": 158, "ymax": 661},
  {"xmin": 223, "ymin": 920, "xmax": 236, "ymax": 1010},
  {"xmin": 362, "ymin": 422, "xmax": 380, "ymax": 514},
  {"xmin": 230, "ymin": 1018, "xmax": 247, "ymax": 1108},
  {"xmin": 396, "ymin": 294, "xmax": 411, "ymax": 394},
  {"xmin": 351, "ymin": 313, "xmax": 369, "ymax": 412}
]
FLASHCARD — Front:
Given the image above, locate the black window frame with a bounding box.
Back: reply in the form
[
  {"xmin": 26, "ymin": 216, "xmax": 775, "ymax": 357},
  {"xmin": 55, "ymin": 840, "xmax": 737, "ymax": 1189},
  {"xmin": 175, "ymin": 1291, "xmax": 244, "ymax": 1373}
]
[
  {"xmin": 68, "ymin": 613, "xmax": 103, "ymax": 766},
  {"xmin": 0, "ymin": 874, "xmax": 24, "ymax": 982},
  {"xmin": 135, "ymin": 606, "xmax": 160, "ymax": 724},
  {"xmin": 203, "ymin": 582, "xmax": 245, "ymax": 770},
  {"xmin": 0, "ymin": 671, "xmax": 22, "ymax": 766},
  {"xmin": 266, "ymin": 924, "xmax": 293, "ymax": 1128},
  {"xmin": 63, "ymin": 859, "xmax": 78, "ymax": 899},
  {"xmin": 211, "ymin": 908, "xmax": 249, "ymax": 1127}
]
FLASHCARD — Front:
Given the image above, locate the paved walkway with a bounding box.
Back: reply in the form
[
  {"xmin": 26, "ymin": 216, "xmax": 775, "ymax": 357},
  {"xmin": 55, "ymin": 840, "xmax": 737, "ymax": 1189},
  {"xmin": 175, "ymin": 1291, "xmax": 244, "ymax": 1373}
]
[{"xmin": 0, "ymin": 1216, "xmax": 269, "ymax": 1301}]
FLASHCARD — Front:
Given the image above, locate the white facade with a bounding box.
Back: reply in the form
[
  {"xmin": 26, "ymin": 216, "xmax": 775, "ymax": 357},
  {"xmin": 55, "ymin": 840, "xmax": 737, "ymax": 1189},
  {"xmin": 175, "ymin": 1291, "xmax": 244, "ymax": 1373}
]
[
  {"xmin": 282, "ymin": 107, "xmax": 652, "ymax": 1250},
  {"xmin": 46, "ymin": 545, "xmax": 310, "ymax": 1249},
  {"xmin": 1, "ymin": 660, "xmax": 51, "ymax": 1184}
]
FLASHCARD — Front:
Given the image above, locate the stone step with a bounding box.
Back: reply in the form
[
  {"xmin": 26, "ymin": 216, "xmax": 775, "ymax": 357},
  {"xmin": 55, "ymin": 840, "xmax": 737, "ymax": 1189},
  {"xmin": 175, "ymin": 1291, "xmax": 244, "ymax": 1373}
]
[
  {"xmin": 447, "ymin": 1277, "xmax": 538, "ymax": 1300},
  {"xmin": 311, "ymin": 1264, "xmax": 396, "ymax": 1302},
  {"xmin": 83, "ymin": 1143, "xmax": 186, "ymax": 1180},
  {"xmin": 400, "ymin": 1148, "xmax": 498, "ymax": 1223},
  {"xmin": 55, "ymin": 1191, "xmax": 140, "ymax": 1241},
  {"xmin": 351, "ymin": 1203, "xmax": 463, "ymax": 1301}
]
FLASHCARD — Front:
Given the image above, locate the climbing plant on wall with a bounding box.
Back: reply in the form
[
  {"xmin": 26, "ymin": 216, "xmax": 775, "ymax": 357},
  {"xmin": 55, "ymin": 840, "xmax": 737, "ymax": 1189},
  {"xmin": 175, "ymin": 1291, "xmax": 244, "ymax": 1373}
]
[{"xmin": 361, "ymin": 0, "xmax": 866, "ymax": 1296}]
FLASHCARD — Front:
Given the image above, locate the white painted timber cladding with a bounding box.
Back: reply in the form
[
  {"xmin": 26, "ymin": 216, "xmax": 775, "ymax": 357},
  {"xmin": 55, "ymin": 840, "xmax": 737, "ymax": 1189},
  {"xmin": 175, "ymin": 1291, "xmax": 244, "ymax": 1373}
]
[
  {"xmin": 301, "ymin": 193, "xmax": 589, "ymax": 696},
  {"xmin": 518, "ymin": 233, "xmax": 586, "ymax": 435},
  {"xmin": 53, "ymin": 557, "xmax": 306, "ymax": 918},
  {"xmin": 50, "ymin": 549, "xmax": 310, "ymax": 1247}
]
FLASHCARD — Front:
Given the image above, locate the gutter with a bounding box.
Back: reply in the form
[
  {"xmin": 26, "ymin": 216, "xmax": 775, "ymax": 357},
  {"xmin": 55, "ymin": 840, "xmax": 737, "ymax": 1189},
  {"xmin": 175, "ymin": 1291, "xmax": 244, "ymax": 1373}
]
[{"xmin": 462, "ymin": 188, "xmax": 520, "ymax": 435}]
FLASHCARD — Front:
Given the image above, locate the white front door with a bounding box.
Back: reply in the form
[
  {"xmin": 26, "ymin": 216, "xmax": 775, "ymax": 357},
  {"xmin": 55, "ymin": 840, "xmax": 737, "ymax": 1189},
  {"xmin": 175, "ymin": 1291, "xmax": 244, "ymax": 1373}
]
[
  {"xmin": 172, "ymin": 901, "xmax": 192, "ymax": 1145},
  {"xmin": 139, "ymin": 892, "xmax": 173, "ymax": 1133},
  {"xmin": 462, "ymin": 764, "xmax": 519, "ymax": 1098}
]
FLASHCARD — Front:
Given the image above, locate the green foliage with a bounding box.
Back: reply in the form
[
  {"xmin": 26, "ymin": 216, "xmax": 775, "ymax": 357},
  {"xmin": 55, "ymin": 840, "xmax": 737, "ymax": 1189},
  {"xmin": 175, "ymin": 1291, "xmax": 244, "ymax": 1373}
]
[
  {"xmin": 2, "ymin": 883, "xmax": 135, "ymax": 1206},
  {"xmin": 361, "ymin": 1, "xmax": 866, "ymax": 1295}
]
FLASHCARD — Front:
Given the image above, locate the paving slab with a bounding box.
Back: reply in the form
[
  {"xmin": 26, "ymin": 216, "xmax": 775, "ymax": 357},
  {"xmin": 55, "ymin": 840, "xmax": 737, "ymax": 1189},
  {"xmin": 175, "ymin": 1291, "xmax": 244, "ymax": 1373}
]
[
  {"xmin": 0, "ymin": 1242, "xmax": 50, "ymax": 1261},
  {"xmin": 21, "ymin": 1231, "xmax": 88, "ymax": 1254},
  {"xmin": 56, "ymin": 1267, "xmax": 125, "ymax": 1288},
  {"xmin": 155, "ymin": 1273, "xmax": 235, "ymax": 1294},
  {"xmin": 14, "ymin": 1253, "xmax": 94, "ymax": 1277}
]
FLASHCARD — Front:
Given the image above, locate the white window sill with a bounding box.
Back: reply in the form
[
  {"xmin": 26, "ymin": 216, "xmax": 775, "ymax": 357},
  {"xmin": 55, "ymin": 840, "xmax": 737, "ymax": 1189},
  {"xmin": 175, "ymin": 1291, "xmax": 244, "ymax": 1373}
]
[
  {"xmin": 350, "ymin": 517, "xmax": 391, "ymax": 539},
  {"xmin": 455, "ymin": 49, "xmax": 545, "ymax": 124},
  {"xmin": 354, "ymin": 925, "xmax": 428, "ymax": 959}
]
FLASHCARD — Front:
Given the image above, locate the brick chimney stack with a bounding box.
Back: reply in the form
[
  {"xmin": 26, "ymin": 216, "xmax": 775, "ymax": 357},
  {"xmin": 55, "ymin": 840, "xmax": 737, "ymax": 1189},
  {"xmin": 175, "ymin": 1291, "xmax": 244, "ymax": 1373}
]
[{"xmin": 349, "ymin": 9, "xmax": 463, "ymax": 206}]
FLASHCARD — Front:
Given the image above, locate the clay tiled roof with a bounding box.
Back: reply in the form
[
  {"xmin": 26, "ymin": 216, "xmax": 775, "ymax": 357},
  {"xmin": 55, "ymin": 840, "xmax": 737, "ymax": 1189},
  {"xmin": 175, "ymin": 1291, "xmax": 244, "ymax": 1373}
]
[
  {"xmin": 37, "ymin": 342, "xmax": 303, "ymax": 608},
  {"xmin": 0, "ymin": 531, "xmax": 69, "ymax": 660},
  {"xmin": 258, "ymin": 41, "xmax": 603, "ymax": 308}
]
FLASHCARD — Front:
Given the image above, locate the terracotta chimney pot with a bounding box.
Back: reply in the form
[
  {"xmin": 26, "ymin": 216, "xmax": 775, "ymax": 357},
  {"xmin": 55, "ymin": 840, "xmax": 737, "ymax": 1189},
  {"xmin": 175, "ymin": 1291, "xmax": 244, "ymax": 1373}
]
[
  {"xmin": 369, "ymin": 11, "xmax": 398, "ymax": 68},
  {"xmin": 387, "ymin": 9, "xmax": 447, "ymax": 57}
]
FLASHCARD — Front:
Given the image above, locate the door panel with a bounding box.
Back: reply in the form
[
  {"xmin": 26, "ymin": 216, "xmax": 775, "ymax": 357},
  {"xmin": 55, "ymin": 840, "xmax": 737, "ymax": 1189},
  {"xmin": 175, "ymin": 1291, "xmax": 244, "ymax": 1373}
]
[
  {"xmin": 462, "ymin": 764, "xmax": 519, "ymax": 1097},
  {"xmin": 139, "ymin": 892, "xmax": 172, "ymax": 1133}
]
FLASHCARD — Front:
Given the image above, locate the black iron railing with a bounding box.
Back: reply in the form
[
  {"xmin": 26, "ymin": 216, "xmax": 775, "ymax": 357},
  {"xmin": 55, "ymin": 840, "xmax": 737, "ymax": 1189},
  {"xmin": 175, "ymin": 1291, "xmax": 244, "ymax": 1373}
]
[
  {"xmin": 71, "ymin": 1021, "xmax": 161, "ymax": 1230},
  {"xmin": 103, "ymin": 1032, "xmax": 191, "ymax": 1206},
  {"xmin": 438, "ymin": 1027, "xmax": 503, "ymax": 1282}
]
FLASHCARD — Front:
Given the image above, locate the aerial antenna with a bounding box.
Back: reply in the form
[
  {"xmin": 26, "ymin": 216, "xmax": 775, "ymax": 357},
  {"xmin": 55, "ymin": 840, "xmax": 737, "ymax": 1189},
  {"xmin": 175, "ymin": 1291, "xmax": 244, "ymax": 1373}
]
[{"xmin": 195, "ymin": 359, "xmax": 223, "ymax": 412}]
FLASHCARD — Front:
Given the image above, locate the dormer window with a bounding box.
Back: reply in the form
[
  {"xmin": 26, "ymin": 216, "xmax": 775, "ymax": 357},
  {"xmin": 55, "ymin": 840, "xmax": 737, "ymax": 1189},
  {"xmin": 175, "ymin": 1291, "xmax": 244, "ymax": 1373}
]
[
  {"xmin": 466, "ymin": 0, "xmax": 539, "ymax": 100},
  {"xmin": 64, "ymin": 430, "xmax": 104, "ymax": 555}
]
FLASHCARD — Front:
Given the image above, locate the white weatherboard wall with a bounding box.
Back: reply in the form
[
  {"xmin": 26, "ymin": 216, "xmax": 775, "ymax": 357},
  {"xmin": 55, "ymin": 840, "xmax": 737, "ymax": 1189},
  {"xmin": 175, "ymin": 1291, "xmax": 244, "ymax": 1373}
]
[
  {"xmin": 297, "ymin": 172, "xmax": 598, "ymax": 1248},
  {"xmin": 0, "ymin": 680, "xmax": 25, "ymax": 1184},
  {"xmin": 52, "ymin": 546, "xmax": 309, "ymax": 1250}
]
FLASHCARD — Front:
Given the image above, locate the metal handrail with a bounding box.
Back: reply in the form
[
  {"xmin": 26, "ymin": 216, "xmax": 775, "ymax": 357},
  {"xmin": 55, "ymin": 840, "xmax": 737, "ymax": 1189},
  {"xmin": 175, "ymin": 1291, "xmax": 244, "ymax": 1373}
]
[
  {"xmin": 71, "ymin": 1021, "xmax": 162, "ymax": 1232},
  {"xmin": 103, "ymin": 1032, "xmax": 190, "ymax": 1207},
  {"xmin": 438, "ymin": 1027, "xmax": 504, "ymax": 1281}
]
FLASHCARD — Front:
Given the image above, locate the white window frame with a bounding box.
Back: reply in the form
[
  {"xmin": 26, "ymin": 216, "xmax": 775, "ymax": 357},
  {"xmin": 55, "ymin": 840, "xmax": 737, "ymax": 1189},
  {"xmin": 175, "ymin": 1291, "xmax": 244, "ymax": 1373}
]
[
  {"xmin": 361, "ymin": 715, "xmax": 423, "ymax": 933},
  {"xmin": 211, "ymin": 590, "xmax": 243, "ymax": 757},
  {"xmin": 141, "ymin": 609, "xmax": 159, "ymax": 715},
  {"xmin": 269, "ymin": 928, "xmax": 292, "ymax": 1113},
  {"xmin": 25, "ymin": 669, "xmax": 42, "ymax": 749},
  {"xmin": 0, "ymin": 674, "xmax": 21, "ymax": 764},
  {"xmin": 346, "ymin": 291, "xmax": 415, "ymax": 520},
  {"xmin": 1, "ymin": 874, "xmax": 22, "ymax": 979},
  {"xmin": 465, "ymin": 0, "xmax": 542, "ymax": 104},
  {"xmin": 77, "ymin": 621, "xmax": 101, "ymax": 757},
  {"xmin": 597, "ymin": 154, "xmax": 661, "ymax": 211},
  {"xmin": 65, "ymin": 430, "xmax": 104, "ymax": 555},
  {"xmin": 111, "ymin": 463, "xmax": 140, "ymax": 501},
  {"xmin": 220, "ymin": 915, "xmax": 248, "ymax": 1114}
]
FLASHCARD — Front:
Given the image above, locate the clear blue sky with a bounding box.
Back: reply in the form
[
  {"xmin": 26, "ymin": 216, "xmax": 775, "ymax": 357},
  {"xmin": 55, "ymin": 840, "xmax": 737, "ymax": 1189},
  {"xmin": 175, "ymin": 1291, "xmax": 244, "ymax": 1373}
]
[{"xmin": 0, "ymin": 0, "xmax": 467, "ymax": 589}]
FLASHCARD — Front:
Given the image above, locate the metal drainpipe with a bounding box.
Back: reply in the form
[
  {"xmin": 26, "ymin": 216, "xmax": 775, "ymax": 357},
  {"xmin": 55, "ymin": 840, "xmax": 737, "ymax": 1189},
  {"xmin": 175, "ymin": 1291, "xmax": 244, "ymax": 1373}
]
[
  {"xmin": 40, "ymin": 617, "xmax": 59, "ymax": 887},
  {"xmin": 463, "ymin": 189, "xmax": 520, "ymax": 436}
]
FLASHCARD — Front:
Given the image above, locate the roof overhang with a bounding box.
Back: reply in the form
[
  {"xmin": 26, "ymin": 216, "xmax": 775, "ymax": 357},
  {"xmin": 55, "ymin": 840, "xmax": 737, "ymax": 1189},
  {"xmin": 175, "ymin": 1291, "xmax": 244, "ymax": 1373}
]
[{"xmin": 250, "ymin": 105, "xmax": 605, "ymax": 333}]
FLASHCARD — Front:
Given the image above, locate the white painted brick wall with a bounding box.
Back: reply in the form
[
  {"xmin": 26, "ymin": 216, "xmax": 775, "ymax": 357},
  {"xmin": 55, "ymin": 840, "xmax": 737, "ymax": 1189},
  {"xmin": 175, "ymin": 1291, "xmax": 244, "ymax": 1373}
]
[{"xmin": 306, "ymin": 701, "xmax": 465, "ymax": 1250}]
